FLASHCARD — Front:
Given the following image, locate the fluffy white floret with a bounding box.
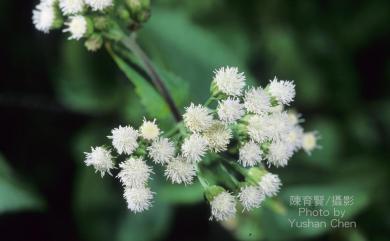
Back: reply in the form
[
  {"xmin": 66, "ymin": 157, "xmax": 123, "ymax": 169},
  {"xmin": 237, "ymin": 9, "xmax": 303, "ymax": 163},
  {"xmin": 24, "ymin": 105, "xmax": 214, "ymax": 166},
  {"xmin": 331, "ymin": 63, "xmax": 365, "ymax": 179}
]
[
  {"xmin": 117, "ymin": 157, "xmax": 153, "ymax": 188},
  {"xmin": 139, "ymin": 119, "xmax": 160, "ymax": 141},
  {"xmin": 165, "ymin": 156, "xmax": 196, "ymax": 185},
  {"xmin": 217, "ymin": 98, "xmax": 245, "ymax": 124},
  {"xmin": 147, "ymin": 137, "xmax": 175, "ymax": 164},
  {"xmin": 183, "ymin": 103, "xmax": 213, "ymax": 133},
  {"xmin": 210, "ymin": 191, "xmax": 237, "ymax": 221},
  {"xmin": 238, "ymin": 141, "xmax": 262, "ymax": 167},
  {"xmin": 64, "ymin": 15, "xmax": 87, "ymax": 40},
  {"xmin": 203, "ymin": 122, "xmax": 232, "ymax": 153},
  {"xmin": 302, "ymin": 131, "xmax": 320, "ymax": 155},
  {"xmin": 213, "ymin": 66, "xmax": 246, "ymax": 96},
  {"xmin": 123, "ymin": 186, "xmax": 154, "ymax": 213},
  {"xmin": 267, "ymin": 140, "xmax": 294, "ymax": 167},
  {"xmin": 244, "ymin": 87, "xmax": 271, "ymax": 115},
  {"xmin": 247, "ymin": 115, "xmax": 269, "ymax": 143},
  {"xmin": 181, "ymin": 134, "xmax": 208, "ymax": 163},
  {"xmin": 32, "ymin": 1, "xmax": 55, "ymax": 33},
  {"xmin": 269, "ymin": 77, "xmax": 295, "ymax": 105},
  {"xmin": 259, "ymin": 173, "xmax": 282, "ymax": 197},
  {"xmin": 84, "ymin": 146, "xmax": 114, "ymax": 177},
  {"xmin": 59, "ymin": 0, "xmax": 84, "ymax": 15},
  {"xmin": 238, "ymin": 186, "xmax": 265, "ymax": 211},
  {"xmin": 85, "ymin": 0, "xmax": 113, "ymax": 11},
  {"xmin": 285, "ymin": 125, "xmax": 304, "ymax": 152},
  {"xmin": 108, "ymin": 125, "xmax": 139, "ymax": 155}
]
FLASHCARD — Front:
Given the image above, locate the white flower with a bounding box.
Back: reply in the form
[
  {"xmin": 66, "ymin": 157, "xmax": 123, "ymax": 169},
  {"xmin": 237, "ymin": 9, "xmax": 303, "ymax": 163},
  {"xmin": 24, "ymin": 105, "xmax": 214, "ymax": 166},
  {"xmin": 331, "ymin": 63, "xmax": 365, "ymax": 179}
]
[
  {"xmin": 287, "ymin": 111, "xmax": 303, "ymax": 125},
  {"xmin": 259, "ymin": 173, "xmax": 282, "ymax": 197},
  {"xmin": 108, "ymin": 125, "xmax": 139, "ymax": 155},
  {"xmin": 285, "ymin": 125, "xmax": 304, "ymax": 152},
  {"xmin": 247, "ymin": 112, "xmax": 292, "ymax": 143},
  {"xmin": 165, "ymin": 156, "xmax": 196, "ymax": 185},
  {"xmin": 123, "ymin": 186, "xmax": 154, "ymax": 213},
  {"xmin": 217, "ymin": 98, "xmax": 245, "ymax": 124},
  {"xmin": 302, "ymin": 131, "xmax": 319, "ymax": 155},
  {"xmin": 267, "ymin": 140, "xmax": 294, "ymax": 167},
  {"xmin": 181, "ymin": 134, "xmax": 208, "ymax": 163},
  {"xmin": 183, "ymin": 103, "xmax": 213, "ymax": 133},
  {"xmin": 237, "ymin": 186, "xmax": 265, "ymax": 211},
  {"xmin": 59, "ymin": 0, "xmax": 84, "ymax": 15},
  {"xmin": 84, "ymin": 146, "xmax": 114, "ymax": 177},
  {"xmin": 203, "ymin": 122, "xmax": 232, "ymax": 153},
  {"xmin": 85, "ymin": 0, "xmax": 113, "ymax": 11},
  {"xmin": 64, "ymin": 15, "xmax": 87, "ymax": 40},
  {"xmin": 147, "ymin": 137, "xmax": 175, "ymax": 164},
  {"xmin": 32, "ymin": 1, "xmax": 55, "ymax": 33},
  {"xmin": 139, "ymin": 119, "xmax": 160, "ymax": 141},
  {"xmin": 244, "ymin": 87, "xmax": 271, "ymax": 115},
  {"xmin": 117, "ymin": 157, "xmax": 153, "ymax": 188},
  {"xmin": 213, "ymin": 66, "xmax": 246, "ymax": 96},
  {"xmin": 268, "ymin": 77, "xmax": 295, "ymax": 105},
  {"xmin": 238, "ymin": 141, "xmax": 262, "ymax": 167},
  {"xmin": 247, "ymin": 115, "xmax": 269, "ymax": 143},
  {"xmin": 210, "ymin": 191, "xmax": 237, "ymax": 221}
]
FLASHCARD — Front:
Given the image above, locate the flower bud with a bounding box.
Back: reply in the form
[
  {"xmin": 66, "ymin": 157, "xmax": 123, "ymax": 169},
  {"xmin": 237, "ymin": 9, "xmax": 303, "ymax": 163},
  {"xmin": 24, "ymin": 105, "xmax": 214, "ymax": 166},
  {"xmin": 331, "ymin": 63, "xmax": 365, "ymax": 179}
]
[
  {"xmin": 93, "ymin": 16, "xmax": 110, "ymax": 30},
  {"xmin": 84, "ymin": 34, "xmax": 103, "ymax": 52}
]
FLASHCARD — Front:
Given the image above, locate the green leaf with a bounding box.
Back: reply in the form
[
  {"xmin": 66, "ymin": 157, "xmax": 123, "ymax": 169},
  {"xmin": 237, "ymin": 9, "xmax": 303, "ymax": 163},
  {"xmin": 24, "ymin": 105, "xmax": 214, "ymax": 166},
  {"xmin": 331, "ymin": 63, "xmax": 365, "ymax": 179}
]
[{"xmin": 0, "ymin": 154, "xmax": 45, "ymax": 214}]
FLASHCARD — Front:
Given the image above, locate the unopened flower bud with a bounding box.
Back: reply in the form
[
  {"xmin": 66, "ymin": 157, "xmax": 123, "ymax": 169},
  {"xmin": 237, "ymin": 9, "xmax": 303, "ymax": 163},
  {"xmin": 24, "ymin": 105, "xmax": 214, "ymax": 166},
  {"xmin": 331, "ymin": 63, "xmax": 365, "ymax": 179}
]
[{"xmin": 85, "ymin": 34, "xmax": 103, "ymax": 52}]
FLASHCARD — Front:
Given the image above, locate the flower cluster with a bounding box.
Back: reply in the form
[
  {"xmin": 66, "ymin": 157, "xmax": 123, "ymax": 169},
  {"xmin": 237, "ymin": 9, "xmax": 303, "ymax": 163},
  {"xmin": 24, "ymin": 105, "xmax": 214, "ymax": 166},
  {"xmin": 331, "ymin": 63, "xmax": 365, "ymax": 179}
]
[
  {"xmin": 32, "ymin": 0, "xmax": 151, "ymax": 51},
  {"xmin": 83, "ymin": 66, "xmax": 319, "ymax": 221}
]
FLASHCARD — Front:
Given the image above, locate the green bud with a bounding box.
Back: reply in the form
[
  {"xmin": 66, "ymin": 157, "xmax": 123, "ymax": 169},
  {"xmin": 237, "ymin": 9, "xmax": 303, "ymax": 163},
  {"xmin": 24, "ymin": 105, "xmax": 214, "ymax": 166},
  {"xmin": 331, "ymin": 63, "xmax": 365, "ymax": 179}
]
[
  {"xmin": 204, "ymin": 185, "xmax": 225, "ymax": 202},
  {"xmin": 126, "ymin": 0, "xmax": 143, "ymax": 13},
  {"xmin": 117, "ymin": 5, "xmax": 131, "ymax": 21},
  {"xmin": 84, "ymin": 34, "xmax": 103, "ymax": 52},
  {"xmin": 93, "ymin": 16, "xmax": 110, "ymax": 30},
  {"xmin": 135, "ymin": 9, "xmax": 151, "ymax": 23},
  {"xmin": 246, "ymin": 167, "xmax": 267, "ymax": 185}
]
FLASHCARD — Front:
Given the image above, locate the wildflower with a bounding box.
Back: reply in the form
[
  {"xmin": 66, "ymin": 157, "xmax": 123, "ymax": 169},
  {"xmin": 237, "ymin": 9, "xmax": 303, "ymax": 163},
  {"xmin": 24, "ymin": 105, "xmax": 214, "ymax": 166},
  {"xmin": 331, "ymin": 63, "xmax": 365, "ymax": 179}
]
[
  {"xmin": 32, "ymin": 1, "xmax": 56, "ymax": 33},
  {"xmin": 210, "ymin": 191, "xmax": 237, "ymax": 221},
  {"xmin": 84, "ymin": 146, "xmax": 114, "ymax": 177},
  {"xmin": 268, "ymin": 77, "xmax": 295, "ymax": 105},
  {"xmin": 181, "ymin": 134, "xmax": 208, "ymax": 163},
  {"xmin": 212, "ymin": 66, "xmax": 246, "ymax": 96},
  {"xmin": 85, "ymin": 0, "xmax": 113, "ymax": 11},
  {"xmin": 217, "ymin": 97, "xmax": 245, "ymax": 124},
  {"xmin": 117, "ymin": 157, "xmax": 153, "ymax": 188},
  {"xmin": 285, "ymin": 125, "xmax": 304, "ymax": 152},
  {"xmin": 123, "ymin": 186, "xmax": 154, "ymax": 213},
  {"xmin": 287, "ymin": 111, "xmax": 303, "ymax": 125},
  {"xmin": 267, "ymin": 111, "xmax": 293, "ymax": 141},
  {"xmin": 108, "ymin": 125, "xmax": 139, "ymax": 155},
  {"xmin": 259, "ymin": 173, "xmax": 282, "ymax": 197},
  {"xmin": 64, "ymin": 15, "xmax": 88, "ymax": 40},
  {"xmin": 267, "ymin": 140, "xmax": 294, "ymax": 167},
  {"xmin": 203, "ymin": 122, "xmax": 232, "ymax": 153},
  {"xmin": 139, "ymin": 118, "xmax": 160, "ymax": 141},
  {"xmin": 238, "ymin": 141, "xmax": 262, "ymax": 167},
  {"xmin": 165, "ymin": 156, "xmax": 196, "ymax": 185},
  {"xmin": 183, "ymin": 103, "xmax": 213, "ymax": 133},
  {"xmin": 59, "ymin": 0, "xmax": 84, "ymax": 15},
  {"xmin": 244, "ymin": 87, "xmax": 271, "ymax": 115},
  {"xmin": 237, "ymin": 186, "xmax": 265, "ymax": 211},
  {"xmin": 147, "ymin": 137, "xmax": 175, "ymax": 164},
  {"xmin": 302, "ymin": 131, "xmax": 319, "ymax": 155},
  {"xmin": 247, "ymin": 115, "xmax": 269, "ymax": 143}
]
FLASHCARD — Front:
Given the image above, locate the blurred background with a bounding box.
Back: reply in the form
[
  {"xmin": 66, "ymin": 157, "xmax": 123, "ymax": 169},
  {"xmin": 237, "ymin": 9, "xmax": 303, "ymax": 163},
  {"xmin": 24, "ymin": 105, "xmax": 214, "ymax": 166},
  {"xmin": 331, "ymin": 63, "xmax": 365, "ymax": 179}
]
[{"xmin": 0, "ymin": 0, "xmax": 389, "ymax": 241}]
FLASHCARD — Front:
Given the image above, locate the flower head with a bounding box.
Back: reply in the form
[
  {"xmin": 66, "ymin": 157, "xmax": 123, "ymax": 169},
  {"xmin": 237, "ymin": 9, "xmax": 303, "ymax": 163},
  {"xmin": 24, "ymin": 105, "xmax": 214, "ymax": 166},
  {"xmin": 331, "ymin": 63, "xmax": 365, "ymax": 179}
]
[
  {"xmin": 244, "ymin": 87, "xmax": 271, "ymax": 115},
  {"xmin": 84, "ymin": 146, "xmax": 114, "ymax": 177},
  {"xmin": 64, "ymin": 15, "xmax": 87, "ymax": 40},
  {"xmin": 203, "ymin": 121, "xmax": 232, "ymax": 153},
  {"xmin": 165, "ymin": 156, "xmax": 196, "ymax": 185},
  {"xmin": 259, "ymin": 173, "xmax": 282, "ymax": 197},
  {"xmin": 247, "ymin": 112, "xmax": 292, "ymax": 143},
  {"xmin": 32, "ymin": 1, "xmax": 56, "ymax": 33},
  {"xmin": 123, "ymin": 186, "xmax": 154, "ymax": 213},
  {"xmin": 238, "ymin": 141, "xmax": 262, "ymax": 167},
  {"xmin": 59, "ymin": 0, "xmax": 84, "ymax": 15},
  {"xmin": 287, "ymin": 111, "xmax": 303, "ymax": 125},
  {"xmin": 117, "ymin": 157, "xmax": 153, "ymax": 188},
  {"xmin": 213, "ymin": 66, "xmax": 246, "ymax": 96},
  {"xmin": 302, "ymin": 131, "xmax": 320, "ymax": 155},
  {"xmin": 217, "ymin": 98, "xmax": 245, "ymax": 124},
  {"xmin": 183, "ymin": 103, "xmax": 213, "ymax": 133},
  {"xmin": 237, "ymin": 186, "xmax": 265, "ymax": 211},
  {"xmin": 267, "ymin": 140, "xmax": 294, "ymax": 167},
  {"xmin": 181, "ymin": 134, "xmax": 208, "ymax": 163},
  {"xmin": 247, "ymin": 115, "xmax": 269, "ymax": 143},
  {"xmin": 285, "ymin": 125, "xmax": 304, "ymax": 152},
  {"xmin": 139, "ymin": 118, "xmax": 160, "ymax": 141},
  {"xmin": 147, "ymin": 137, "xmax": 175, "ymax": 164},
  {"xmin": 108, "ymin": 125, "xmax": 139, "ymax": 155},
  {"xmin": 85, "ymin": 0, "xmax": 113, "ymax": 11},
  {"xmin": 268, "ymin": 77, "xmax": 295, "ymax": 105},
  {"xmin": 210, "ymin": 191, "xmax": 237, "ymax": 221}
]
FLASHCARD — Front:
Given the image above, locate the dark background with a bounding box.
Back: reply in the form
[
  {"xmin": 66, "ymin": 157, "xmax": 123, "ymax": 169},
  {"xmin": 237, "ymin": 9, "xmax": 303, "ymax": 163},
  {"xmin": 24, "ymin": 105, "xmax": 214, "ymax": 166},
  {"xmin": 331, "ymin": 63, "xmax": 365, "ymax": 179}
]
[{"xmin": 0, "ymin": 0, "xmax": 389, "ymax": 241}]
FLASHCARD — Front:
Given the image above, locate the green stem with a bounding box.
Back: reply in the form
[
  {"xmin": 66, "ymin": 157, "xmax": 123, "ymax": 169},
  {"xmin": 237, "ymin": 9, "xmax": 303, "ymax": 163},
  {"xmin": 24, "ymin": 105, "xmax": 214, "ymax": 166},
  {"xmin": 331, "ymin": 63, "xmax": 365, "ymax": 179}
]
[{"xmin": 195, "ymin": 163, "xmax": 209, "ymax": 188}]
